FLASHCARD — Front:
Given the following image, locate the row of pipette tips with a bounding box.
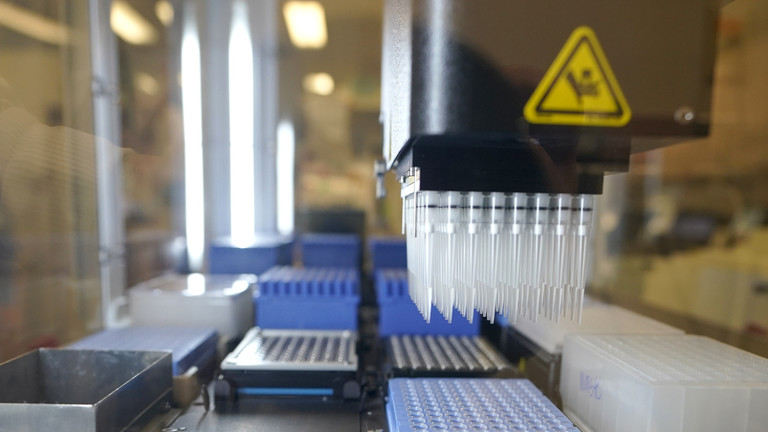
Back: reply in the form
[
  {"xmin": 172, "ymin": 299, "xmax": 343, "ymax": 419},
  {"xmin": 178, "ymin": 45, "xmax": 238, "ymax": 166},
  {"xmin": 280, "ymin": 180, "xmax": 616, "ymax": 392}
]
[{"xmin": 403, "ymin": 191, "xmax": 595, "ymax": 324}]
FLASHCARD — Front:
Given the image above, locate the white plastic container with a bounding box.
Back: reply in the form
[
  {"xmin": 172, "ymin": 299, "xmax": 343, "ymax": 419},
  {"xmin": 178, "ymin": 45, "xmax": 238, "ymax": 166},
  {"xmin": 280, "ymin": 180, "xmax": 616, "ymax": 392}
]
[
  {"xmin": 129, "ymin": 273, "xmax": 255, "ymax": 344},
  {"xmin": 512, "ymin": 301, "xmax": 683, "ymax": 354},
  {"xmin": 561, "ymin": 334, "xmax": 768, "ymax": 432}
]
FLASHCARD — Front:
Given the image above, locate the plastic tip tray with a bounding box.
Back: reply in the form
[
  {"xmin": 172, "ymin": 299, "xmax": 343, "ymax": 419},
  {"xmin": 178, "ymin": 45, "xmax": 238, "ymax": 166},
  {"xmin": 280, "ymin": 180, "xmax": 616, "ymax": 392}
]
[
  {"xmin": 561, "ymin": 334, "xmax": 768, "ymax": 432},
  {"xmin": 369, "ymin": 236, "xmax": 407, "ymax": 270},
  {"xmin": 301, "ymin": 233, "xmax": 360, "ymax": 268},
  {"xmin": 209, "ymin": 236, "xmax": 293, "ymax": 275},
  {"xmin": 69, "ymin": 326, "xmax": 218, "ymax": 376},
  {"xmin": 259, "ymin": 267, "xmax": 360, "ymax": 297},
  {"xmin": 387, "ymin": 378, "xmax": 579, "ymax": 432},
  {"xmin": 255, "ymin": 267, "xmax": 360, "ymax": 330},
  {"xmin": 376, "ymin": 268, "xmax": 409, "ymax": 302},
  {"xmin": 376, "ymin": 269, "xmax": 480, "ymax": 336}
]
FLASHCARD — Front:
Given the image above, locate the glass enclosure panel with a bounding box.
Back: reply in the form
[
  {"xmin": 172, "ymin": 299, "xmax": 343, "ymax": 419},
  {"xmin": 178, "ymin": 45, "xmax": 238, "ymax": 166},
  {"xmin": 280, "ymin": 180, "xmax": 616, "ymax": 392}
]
[
  {"xmin": 1, "ymin": 0, "xmax": 767, "ymax": 363},
  {"xmin": 0, "ymin": 0, "xmax": 101, "ymax": 361},
  {"xmin": 592, "ymin": 0, "xmax": 768, "ymax": 356},
  {"xmin": 279, "ymin": 0, "xmax": 402, "ymax": 235},
  {"xmin": 114, "ymin": 0, "xmax": 185, "ymax": 287}
]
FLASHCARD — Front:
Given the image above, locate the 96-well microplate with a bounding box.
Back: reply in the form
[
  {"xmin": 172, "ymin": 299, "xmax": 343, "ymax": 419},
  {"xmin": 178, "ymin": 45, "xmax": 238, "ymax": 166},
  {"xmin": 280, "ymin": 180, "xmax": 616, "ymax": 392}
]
[{"xmin": 387, "ymin": 378, "xmax": 579, "ymax": 431}]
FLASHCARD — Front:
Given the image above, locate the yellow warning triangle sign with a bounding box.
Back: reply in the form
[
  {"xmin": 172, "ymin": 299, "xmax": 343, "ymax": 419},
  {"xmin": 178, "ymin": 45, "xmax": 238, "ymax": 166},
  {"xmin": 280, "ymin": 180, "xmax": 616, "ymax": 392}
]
[{"xmin": 524, "ymin": 26, "xmax": 631, "ymax": 127}]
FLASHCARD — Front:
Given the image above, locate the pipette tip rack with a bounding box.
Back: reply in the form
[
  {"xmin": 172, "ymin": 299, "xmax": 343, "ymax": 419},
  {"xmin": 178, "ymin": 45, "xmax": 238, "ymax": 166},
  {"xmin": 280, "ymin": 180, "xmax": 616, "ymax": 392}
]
[
  {"xmin": 69, "ymin": 326, "xmax": 218, "ymax": 376},
  {"xmin": 255, "ymin": 266, "xmax": 360, "ymax": 330},
  {"xmin": 376, "ymin": 269, "xmax": 480, "ymax": 337}
]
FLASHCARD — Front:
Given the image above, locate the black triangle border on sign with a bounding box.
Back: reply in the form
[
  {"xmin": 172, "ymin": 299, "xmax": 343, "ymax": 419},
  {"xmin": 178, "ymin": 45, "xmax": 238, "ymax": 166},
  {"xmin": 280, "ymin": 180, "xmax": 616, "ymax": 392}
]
[{"xmin": 534, "ymin": 36, "xmax": 624, "ymax": 118}]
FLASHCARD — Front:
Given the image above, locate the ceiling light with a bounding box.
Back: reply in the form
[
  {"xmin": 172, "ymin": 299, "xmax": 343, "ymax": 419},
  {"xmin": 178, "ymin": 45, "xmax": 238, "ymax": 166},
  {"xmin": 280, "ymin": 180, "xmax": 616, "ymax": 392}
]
[
  {"xmin": 155, "ymin": 0, "xmax": 174, "ymax": 27},
  {"xmin": 134, "ymin": 72, "xmax": 159, "ymax": 95},
  {"xmin": 0, "ymin": 2, "xmax": 70, "ymax": 45},
  {"xmin": 111, "ymin": 0, "xmax": 158, "ymax": 45},
  {"xmin": 303, "ymin": 72, "xmax": 334, "ymax": 96},
  {"xmin": 283, "ymin": 1, "xmax": 327, "ymax": 49}
]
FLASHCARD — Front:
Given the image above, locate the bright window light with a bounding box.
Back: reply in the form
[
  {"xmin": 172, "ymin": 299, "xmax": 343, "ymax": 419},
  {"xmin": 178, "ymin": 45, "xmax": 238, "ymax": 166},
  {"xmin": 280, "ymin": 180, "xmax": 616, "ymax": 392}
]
[
  {"xmin": 155, "ymin": 0, "xmax": 174, "ymax": 27},
  {"xmin": 283, "ymin": 1, "xmax": 327, "ymax": 49},
  {"xmin": 181, "ymin": 15, "xmax": 205, "ymax": 271},
  {"xmin": 276, "ymin": 120, "xmax": 295, "ymax": 235},
  {"xmin": 229, "ymin": 0, "xmax": 255, "ymax": 247},
  {"xmin": 0, "ymin": 2, "xmax": 70, "ymax": 45},
  {"xmin": 111, "ymin": 0, "xmax": 158, "ymax": 45},
  {"xmin": 303, "ymin": 72, "xmax": 334, "ymax": 96}
]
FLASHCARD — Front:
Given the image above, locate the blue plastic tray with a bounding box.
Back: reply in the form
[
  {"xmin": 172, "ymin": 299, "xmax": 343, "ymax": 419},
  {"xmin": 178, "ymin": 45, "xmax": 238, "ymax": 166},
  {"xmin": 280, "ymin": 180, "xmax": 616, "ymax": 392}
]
[
  {"xmin": 368, "ymin": 236, "xmax": 407, "ymax": 270},
  {"xmin": 300, "ymin": 233, "xmax": 360, "ymax": 268},
  {"xmin": 376, "ymin": 269, "xmax": 480, "ymax": 336},
  {"xmin": 209, "ymin": 235, "xmax": 293, "ymax": 275},
  {"xmin": 69, "ymin": 326, "xmax": 218, "ymax": 376},
  {"xmin": 255, "ymin": 267, "xmax": 360, "ymax": 330},
  {"xmin": 387, "ymin": 378, "xmax": 579, "ymax": 432}
]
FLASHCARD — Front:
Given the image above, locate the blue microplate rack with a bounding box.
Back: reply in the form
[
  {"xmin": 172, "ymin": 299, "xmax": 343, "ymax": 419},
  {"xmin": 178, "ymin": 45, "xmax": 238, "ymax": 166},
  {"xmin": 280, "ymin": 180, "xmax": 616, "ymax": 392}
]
[
  {"xmin": 300, "ymin": 233, "xmax": 360, "ymax": 268},
  {"xmin": 69, "ymin": 326, "xmax": 218, "ymax": 376},
  {"xmin": 255, "ymin": 266, "xmax": 360, "ymax": 330},
  {"xmin": 209, "ymin": 234, "xmax": 293, "ymax": 275},
  {"xmin": 387, "ymin": 378, "xmax": 580, "ymax": 432},
  {"xmin": 368, "ymin": 236, "xmax": 407, "ymax": 270},
  {"xmin": 376, "ymin": 269, "xmax": 480, "ymax": 337}
]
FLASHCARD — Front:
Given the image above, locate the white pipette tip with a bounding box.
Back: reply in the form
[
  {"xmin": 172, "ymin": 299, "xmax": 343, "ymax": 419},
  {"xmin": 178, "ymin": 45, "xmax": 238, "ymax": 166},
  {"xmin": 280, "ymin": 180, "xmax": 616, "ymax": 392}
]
[{"xmin": 403, "ymin": 191, "xmax": 595, "ymax": 324}]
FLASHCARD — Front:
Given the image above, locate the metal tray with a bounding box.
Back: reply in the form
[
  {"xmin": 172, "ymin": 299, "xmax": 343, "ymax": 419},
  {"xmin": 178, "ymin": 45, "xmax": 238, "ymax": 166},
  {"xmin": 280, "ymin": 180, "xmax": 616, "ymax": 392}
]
[
  {"xmin": 386, "ymin": 334, "xmax": 514, "ymax": 377},
  {"xmin": 222, "ymin": 328, "xmax": 358, "ymax": 372},
  {"xmin": 0, "ymin": 349, "xmax": 172, "ymax": 432},
  {"xmin": 218, "ymin": 328, "xmax": 359, "ymax": 399}
]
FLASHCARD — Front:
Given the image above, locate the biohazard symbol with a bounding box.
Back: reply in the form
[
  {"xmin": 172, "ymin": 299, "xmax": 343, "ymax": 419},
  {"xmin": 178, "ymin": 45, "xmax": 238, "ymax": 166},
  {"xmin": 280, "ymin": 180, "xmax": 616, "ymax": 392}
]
[{"xmin": 524, "ymin": 26, "xmax": 632, "ymax": 127}]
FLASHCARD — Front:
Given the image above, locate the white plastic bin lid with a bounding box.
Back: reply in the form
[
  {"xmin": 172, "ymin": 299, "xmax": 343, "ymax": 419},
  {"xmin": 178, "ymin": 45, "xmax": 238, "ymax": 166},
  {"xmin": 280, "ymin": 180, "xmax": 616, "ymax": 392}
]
[
  {"xmin": 512, "ymin": 301, "xmax": 683, "ymax": 354},
  {"xmin": 561, "ymin": 334, "xmax": 768, "ymax": 432},
  {"xmin": 129, "ymin": 273, "xmax": 256, "ymax": 298}
]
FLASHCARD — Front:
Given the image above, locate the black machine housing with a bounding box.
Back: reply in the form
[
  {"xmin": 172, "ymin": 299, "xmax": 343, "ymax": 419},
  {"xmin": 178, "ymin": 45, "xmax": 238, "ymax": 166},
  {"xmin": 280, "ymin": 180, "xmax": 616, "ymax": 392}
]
[{"xmin": 381, "ymin": 0, "xmax": 721, "ymax": 194}]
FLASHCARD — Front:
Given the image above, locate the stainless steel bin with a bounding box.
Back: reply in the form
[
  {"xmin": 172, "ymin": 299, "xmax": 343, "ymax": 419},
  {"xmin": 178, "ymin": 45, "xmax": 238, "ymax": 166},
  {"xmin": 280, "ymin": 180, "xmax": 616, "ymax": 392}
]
[{"xmin": 0, "ymin": 348, "xmax": 173, "ymax": 432}]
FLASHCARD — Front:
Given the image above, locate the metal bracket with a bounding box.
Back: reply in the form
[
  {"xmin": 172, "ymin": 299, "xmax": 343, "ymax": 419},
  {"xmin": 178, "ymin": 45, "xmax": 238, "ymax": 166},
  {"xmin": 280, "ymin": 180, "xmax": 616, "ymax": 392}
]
[
  {"xmin": 91, "ymin": 76, "xmax": 120, "ymax": 103},
  {"xmin": 374, "ymin": 159, "xmax": 387, "ymax": 199},
  {"xmin": 399, "ymin": 167, "xmax": 421, "ymax": 199}
]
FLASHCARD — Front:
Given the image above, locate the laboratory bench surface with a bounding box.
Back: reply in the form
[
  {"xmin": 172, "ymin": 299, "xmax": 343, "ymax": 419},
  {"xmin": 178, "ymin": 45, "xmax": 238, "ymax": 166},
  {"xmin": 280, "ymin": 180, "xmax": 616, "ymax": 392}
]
[
  {"xmin": 155, "ymin": 384, "xmax": 388, "ymax": 432},
  {"xmin": 170, "ymin": 399, "xmax": 362, "ymax": 432}
]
